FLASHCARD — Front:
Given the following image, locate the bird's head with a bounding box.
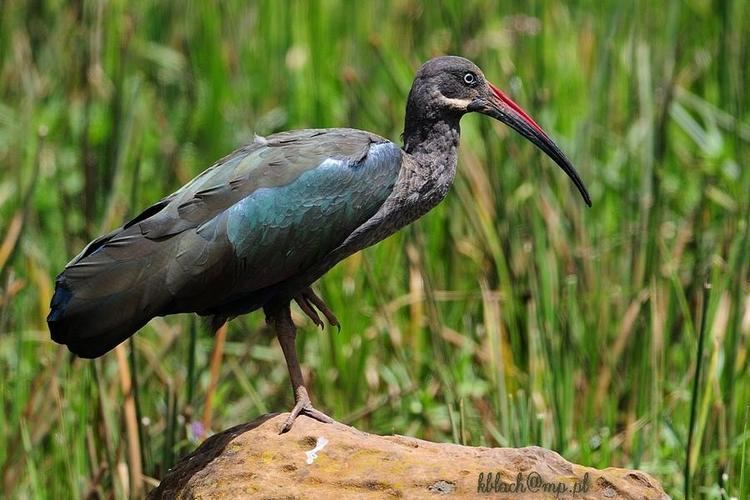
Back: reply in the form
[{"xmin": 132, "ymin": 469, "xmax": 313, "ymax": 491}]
[{"xmin": 408, "ymin": 56, "xmax": 591, "ymax": 207}]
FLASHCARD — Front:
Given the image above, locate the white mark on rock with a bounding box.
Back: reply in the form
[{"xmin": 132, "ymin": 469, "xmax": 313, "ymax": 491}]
[{"xmin": 305, "ymin": 436, "xmax": 329, "ymax": 464}]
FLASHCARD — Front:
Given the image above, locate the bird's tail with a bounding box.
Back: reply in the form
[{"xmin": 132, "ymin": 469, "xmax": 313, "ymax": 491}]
[
  {"xmin": 47, "ymin": 230, "xmax": 172, "ymax": 358},
  {"xmin": 48, "ymin": 277, "xmax": 152, "ymax": 358}
]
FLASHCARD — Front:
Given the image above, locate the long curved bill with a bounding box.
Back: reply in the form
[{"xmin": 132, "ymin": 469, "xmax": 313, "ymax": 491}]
[{"xmin": 471, "ymin": 82, "xmax": 592, "ymax": 207}]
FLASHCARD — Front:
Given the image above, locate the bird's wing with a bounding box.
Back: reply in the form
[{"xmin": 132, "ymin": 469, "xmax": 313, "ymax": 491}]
[
  {"xmin": 51, "ymin": 128, "xmax": 402, "ymax": 356},
  {"xmin": 164, "ymin": 128, "xmax": 403, "ymax": 308},
  {"xmin": 70, "ymin": 128, "xmax": 398, "ymax": 261}
]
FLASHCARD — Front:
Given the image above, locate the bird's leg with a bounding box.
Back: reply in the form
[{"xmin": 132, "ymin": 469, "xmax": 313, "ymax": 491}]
[
  {"xmin": 293, "ymin": 286, "xmax": 340, "ymax": 330},
  {"xmin": 266, "ymin": 302, "xmax": 334, "ymax": 433}
]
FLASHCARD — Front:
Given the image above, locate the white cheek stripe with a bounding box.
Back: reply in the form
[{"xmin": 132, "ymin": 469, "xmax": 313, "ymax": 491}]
[{"xmin": 437, "ymin": 95, "xmax": 472, "ymax": 110}]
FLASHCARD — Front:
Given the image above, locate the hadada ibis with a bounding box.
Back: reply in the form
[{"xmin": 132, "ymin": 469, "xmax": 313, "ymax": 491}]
[{"xmin": 48, "ymin": 56, "xmax": 591, "ymax": 433}]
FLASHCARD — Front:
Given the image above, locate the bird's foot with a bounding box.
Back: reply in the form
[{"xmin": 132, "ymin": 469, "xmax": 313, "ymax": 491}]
[
  {"xmin": 294, "ymin": 287, "xmax": 340, "ymax": 331},
  {"xmin": 280, "ymin": 386, "xmax": 334, "ymax": 434}
]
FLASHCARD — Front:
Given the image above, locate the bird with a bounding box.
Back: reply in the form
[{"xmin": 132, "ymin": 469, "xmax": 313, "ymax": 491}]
[{"xmin": 48, "ymin": 56, "xmax": 591, "ymax": 433}]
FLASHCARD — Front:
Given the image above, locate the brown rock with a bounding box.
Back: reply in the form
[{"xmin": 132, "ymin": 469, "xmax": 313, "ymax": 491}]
[{"xmin": 150, "ymin": 414, "xmax": 668, "ymax": 499}]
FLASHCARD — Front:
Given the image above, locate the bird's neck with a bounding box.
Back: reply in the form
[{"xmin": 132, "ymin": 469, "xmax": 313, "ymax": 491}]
[
  {"xmin": 403, "ymin": 116, "xmax": 460, "ymax": 157},
  {"xmin": 402, "ymin": 114, "xmax": 461, "ymax": 200}
]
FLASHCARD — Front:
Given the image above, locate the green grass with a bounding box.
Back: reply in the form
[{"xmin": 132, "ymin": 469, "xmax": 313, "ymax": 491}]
[{"xmin": 1, "ymin": 0, "xmax": 749, "ymax": 497}]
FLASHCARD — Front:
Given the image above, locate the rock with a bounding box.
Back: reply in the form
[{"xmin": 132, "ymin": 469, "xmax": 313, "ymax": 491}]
[{"xmin": 150, "ymin": 413, "xmax": 668, "ymax": 499}]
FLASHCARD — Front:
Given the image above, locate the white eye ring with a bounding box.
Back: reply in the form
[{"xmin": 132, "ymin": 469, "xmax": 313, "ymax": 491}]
[{"xmin": 463, "ymin": 72, "xmax": 477, "ymax": 85}]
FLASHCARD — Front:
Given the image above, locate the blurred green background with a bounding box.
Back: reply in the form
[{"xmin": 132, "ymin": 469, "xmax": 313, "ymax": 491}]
[{"xmin": 1, "ymin": 0, "xmax": 749, "ymax": 497}]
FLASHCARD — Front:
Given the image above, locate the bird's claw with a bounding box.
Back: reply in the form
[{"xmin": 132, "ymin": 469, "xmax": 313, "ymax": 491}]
[
  {"xmin": 294, "ymin": 287, "xmax": 340, "ymax": 331},
  {"xmin": 294, "ymin": 293, "xmax": 324, "ymax": 329},
  {"xmin": 280, "ymin": 386, "xmax": 334, "ymax": 434}
]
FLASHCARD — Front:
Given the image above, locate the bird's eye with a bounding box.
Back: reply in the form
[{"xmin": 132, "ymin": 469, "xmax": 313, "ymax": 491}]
[{"xmin": 463, "ymin": 72, "xmax": 477, "ymax": 86}]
